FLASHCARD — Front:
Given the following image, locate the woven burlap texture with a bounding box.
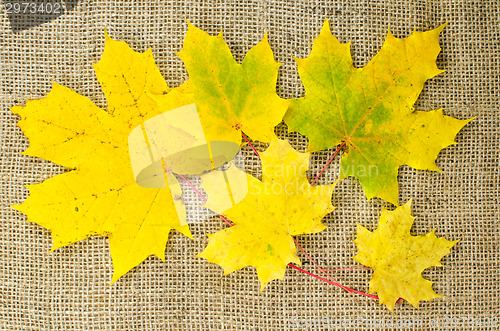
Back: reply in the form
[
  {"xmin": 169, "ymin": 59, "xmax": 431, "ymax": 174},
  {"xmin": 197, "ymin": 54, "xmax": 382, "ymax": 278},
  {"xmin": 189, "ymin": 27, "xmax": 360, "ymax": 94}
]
[{"xmin": 1, "ymin": 1, "xmax": 498, "ymax": 330}]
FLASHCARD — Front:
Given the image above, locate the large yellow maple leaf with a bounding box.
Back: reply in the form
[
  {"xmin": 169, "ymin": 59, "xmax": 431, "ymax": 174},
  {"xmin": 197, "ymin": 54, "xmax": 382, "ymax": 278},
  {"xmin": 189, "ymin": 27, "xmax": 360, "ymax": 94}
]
[
  {"xmin": 284, "ymin": 20, "xmax": 472, "ymax": 204},
  {"xmin": 11, "ymin": 32, "xmax": 191, "ymax": 282},
  {"xmin": 353, "ymin": 200, "xmax": 458, "ymax": 312},
  {"xmin": 197, "ymin": 138, "xmax": 335, "ymax": 290}
]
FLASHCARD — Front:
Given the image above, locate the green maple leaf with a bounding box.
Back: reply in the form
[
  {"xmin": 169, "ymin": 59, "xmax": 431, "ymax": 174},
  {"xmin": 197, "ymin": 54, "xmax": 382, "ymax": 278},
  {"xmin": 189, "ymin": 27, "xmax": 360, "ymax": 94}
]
[
  {"xmin": 284, "ymin": 20, "xmax": 472, "ymax": 204},
  {"xmin": 177, "ymin": 22, "xmax": 289, "ymax": 146}
]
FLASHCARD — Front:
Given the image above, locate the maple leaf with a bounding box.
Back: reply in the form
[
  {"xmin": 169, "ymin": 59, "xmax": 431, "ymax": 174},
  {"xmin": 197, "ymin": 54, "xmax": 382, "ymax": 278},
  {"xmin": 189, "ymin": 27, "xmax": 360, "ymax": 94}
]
[
  {"xmin": 353, "ymin": 200, "xmax": 458, "ymax": 312},
  {"xmin": 11, "ymin": 32, "xmax": 192, "ymax": 283},
  {"xmin": 197, "ymin": 138, "xmax": 335, "ymax": 290},
  {"xmin": 177, "ymin": 22, "xmax": 289, "ymax": 146},
  {"xmin": 284, "ymin": 20, "xmax": 472, "ymax": 204}
]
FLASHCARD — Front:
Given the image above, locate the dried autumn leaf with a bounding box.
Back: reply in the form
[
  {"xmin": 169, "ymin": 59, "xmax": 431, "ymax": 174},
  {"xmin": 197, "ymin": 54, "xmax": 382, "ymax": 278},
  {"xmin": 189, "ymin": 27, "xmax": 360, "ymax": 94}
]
[
  {"xmin": 353, "ymin": 200, "xmax": 458, "ymax": 312},
  {"xmin": 197, "ymin": 138, "xmax": 335, "ymax": 290},
  {"xmin": 284, "ymin": 20, "xmax": 472, "ymax": 204},
  {"xmin": 178, "ymin": 22, "xmax": 289, "ymax": 146},
  {"xmin": 11, "ymin": 32, "xmax": 192, "ymax": 283}
]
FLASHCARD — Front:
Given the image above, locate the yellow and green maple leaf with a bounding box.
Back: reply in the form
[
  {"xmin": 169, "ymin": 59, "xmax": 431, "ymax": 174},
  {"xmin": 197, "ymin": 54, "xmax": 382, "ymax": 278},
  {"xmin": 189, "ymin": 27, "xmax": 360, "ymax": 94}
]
[
  {"xmin": 284, "ymin": 20, "xmax": 472, "ymax": 204},
  {"xmin": 178, "ymin": 22, "xmax": 289, "ymax": 146}
]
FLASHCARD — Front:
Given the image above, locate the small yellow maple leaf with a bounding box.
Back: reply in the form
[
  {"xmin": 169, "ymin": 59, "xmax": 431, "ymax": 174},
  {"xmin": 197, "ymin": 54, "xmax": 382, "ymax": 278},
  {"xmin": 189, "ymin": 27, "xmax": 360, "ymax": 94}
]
[
  {"xmin": 197, "ymin": 137, "xmax": 335, "ymax": 290},
  {"xmin": 178, "ymin": 22, "xmax": 289, "ymax": 146},
  {"xmin": 11, "ymin": 32, "xmax": 192, "ymax": 283},
  {"xmin": 284, "ymin": 20, "xmax": 473, "ymax": 204},
  {"xmin": 353, "ymin": 200, "xmax": 458, "ymax": 312}
]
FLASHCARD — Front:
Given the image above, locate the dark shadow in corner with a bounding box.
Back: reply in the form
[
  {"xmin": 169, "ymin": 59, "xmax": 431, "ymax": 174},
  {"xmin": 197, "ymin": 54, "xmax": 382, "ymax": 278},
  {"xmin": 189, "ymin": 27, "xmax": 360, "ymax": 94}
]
[{"xmin": 5, "ymin": 0, "xmax": 80, "ymax": 33}]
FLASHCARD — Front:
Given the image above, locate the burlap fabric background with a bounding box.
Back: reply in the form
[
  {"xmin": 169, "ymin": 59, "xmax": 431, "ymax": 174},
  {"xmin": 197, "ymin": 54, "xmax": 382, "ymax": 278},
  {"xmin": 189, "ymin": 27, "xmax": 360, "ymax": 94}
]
[{"xmin": 1, "ymin": 0, "xmax": 498, "ymax": 329}]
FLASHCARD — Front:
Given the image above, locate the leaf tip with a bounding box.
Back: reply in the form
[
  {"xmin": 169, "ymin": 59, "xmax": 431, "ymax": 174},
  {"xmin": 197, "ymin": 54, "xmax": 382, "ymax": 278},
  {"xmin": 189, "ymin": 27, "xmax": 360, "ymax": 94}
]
[
  {"xmin": 174, "ymin": 50, "xmax": 183, "ymax": 59},
  {"xmin": 292, "ymin": 55, "xmax": 303, "ymax": 66},
  {"xmin": 184, "ymin": 19, "xmax": 193, "ymax": 28},
  {"xmin": 103, "ymin": 27, "xmax": 111, "ymax": 40},
  {"xmin": 387, "ymin": 26, "xmax": 393, "ymax": 37},
  {"xmin": 320, "ymin": 19, "xmax": 332, "ymax": 35},
  {"xmin": 110, "ymin": 274, "xmax": 119, "ymax": 285},
  {"xmin": 433, "ymin": 163, "xmax": 445, "ymax": 173},
  {"xmin": 10, "ymin": 104, "xmax": 23, "ymax": 115},
  {"xmin": 464, "ymin": 115, "xmax": 477, "ymax": 125},
  {"xmin": 259, "ymin": 282, "xmax": 267, "ymax": 292},
  {"xmin": 157, "ymin": 253, "xmax": 166, "ymax": 262},
  {"xmin": 322, "ymin": 18, "xmax": 330, "ymax": 29},
  {"xmin": 435, "ymin": 21, "xmax": 448, "ymax": 34},
  {"xmin": 49, "ymin": 245, "xmax": 61, "ymax": 254},
  {"xmin": 9, "ymin": 203, "xmax": 22, "ymax": 212},
  {"xmin": 403, "ymin": 198, "xmax": 412, "ymax": 208}
]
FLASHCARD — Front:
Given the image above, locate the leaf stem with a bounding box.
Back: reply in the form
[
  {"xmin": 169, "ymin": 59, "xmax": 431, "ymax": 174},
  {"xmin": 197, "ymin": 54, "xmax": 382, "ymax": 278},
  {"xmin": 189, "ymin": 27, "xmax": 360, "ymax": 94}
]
[
  {"xmin": 291, "ymin": 236, "xmax": 341, "ymax": 286},
  {"xmin": 175, "ymin": 173, "xmax": 207, "ymax": 202},
  {"xmin": 310, "ymin": 142, "xmax": 345, "ymax": 185},
  {"xmin": 175, "ymin": 173, "xmax": 234, "ymax": 227},
  {"xmin": 290, "ymin": 237, "xmax": 379, "ymax": 299},
  {"xmin": 288, "ymin": 264, "xmax": 379, "ymax": 300},
  {"xmin": 241, "ymin": 132, "xmax": 261, "ymax": 159}
]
